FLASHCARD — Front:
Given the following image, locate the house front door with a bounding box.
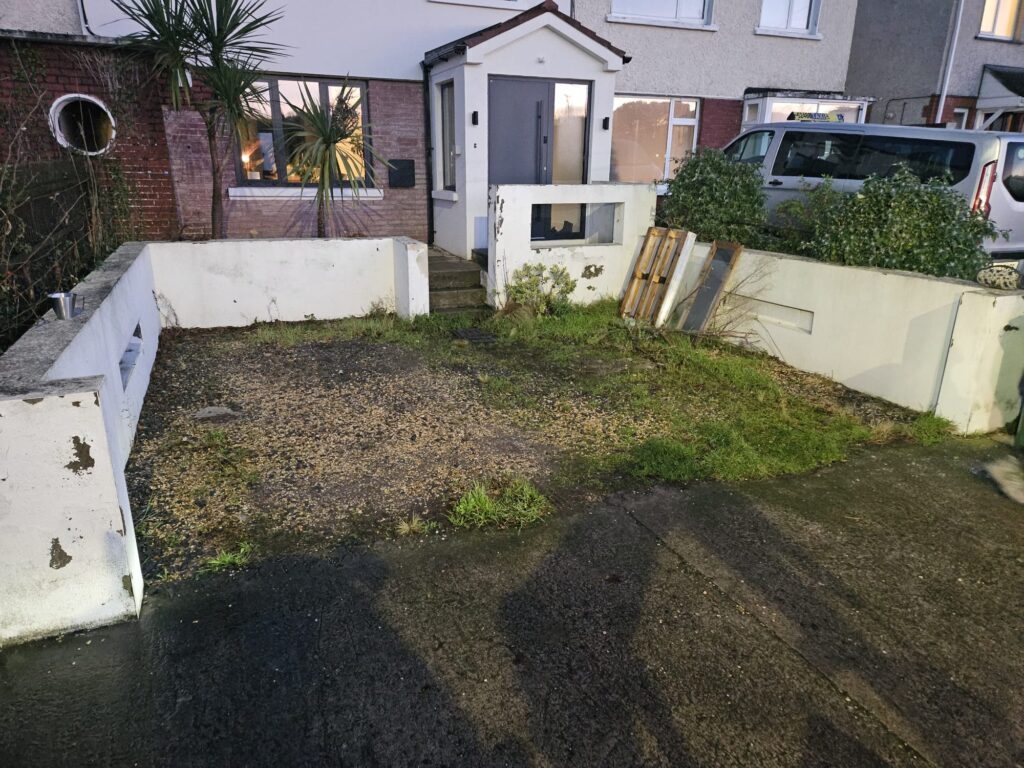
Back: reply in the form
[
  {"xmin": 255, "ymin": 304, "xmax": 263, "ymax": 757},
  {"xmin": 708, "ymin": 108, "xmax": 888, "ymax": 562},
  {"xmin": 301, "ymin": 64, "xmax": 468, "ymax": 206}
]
[{"xmin": 488, "ymin": 77, "xmax": 590, "ymax": 240}]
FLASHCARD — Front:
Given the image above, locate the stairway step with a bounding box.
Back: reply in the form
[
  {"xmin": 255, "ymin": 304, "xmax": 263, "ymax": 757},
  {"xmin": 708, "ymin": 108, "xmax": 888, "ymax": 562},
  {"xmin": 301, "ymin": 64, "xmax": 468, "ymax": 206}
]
[
  {"xmin": 429, "ymin": 287, "xmax": 488, "ymax": 311},
  {"xmin": 430, "ymin": 269, "xmax": 482, "ymax": 290},
  {"xmin": 471, "ymin": 249, "xmax": 488, "ymax": 271}
]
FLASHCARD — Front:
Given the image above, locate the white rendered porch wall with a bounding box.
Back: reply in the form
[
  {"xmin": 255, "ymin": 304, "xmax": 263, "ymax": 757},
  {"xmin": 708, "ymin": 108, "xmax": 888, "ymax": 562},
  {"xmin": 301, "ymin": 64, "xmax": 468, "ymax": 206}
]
[
  {"xmin": 429, "ymin": 18, "xmax": 622, "ymax": 258},
  {"xmin": 487, "ymin": 183, "xmax": 656, "ymax": 305},
  {"xmin": 0, "ymin": 237, "xmax": 428, "ymax": 647},
  {"xmin": 679, "ymin": 245, "xmax": 1024, "ymax": 434},
  {"xmin": 148, "ymin": 237, "xmax": 428, "ymax": 327}
]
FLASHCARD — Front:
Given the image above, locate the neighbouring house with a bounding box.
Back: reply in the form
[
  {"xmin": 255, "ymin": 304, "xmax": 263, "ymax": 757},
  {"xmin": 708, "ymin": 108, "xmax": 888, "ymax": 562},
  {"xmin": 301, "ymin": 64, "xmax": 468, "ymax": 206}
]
[{"xmin": 848, "ymin": 0, "xmax": 1024, "ymax": 130}]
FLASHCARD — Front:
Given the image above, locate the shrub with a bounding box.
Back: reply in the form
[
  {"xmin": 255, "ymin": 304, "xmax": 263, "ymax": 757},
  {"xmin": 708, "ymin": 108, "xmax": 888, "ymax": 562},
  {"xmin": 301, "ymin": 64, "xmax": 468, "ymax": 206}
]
[
  {"xmin": 505, "ymin": 263, "xmax": 577, "ymax": 315},
  {"xmin": 780, "ymin": 166, "xmax": 999, "ymax": 280},
  {"xmin": 661, "ymin": 149, "xmax": 767, "ymax": 245}
]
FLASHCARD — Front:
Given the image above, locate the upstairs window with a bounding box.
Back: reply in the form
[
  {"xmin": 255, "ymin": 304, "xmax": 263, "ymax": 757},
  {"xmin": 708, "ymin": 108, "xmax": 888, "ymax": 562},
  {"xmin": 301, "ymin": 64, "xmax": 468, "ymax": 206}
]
[
  {"xmin": 237, "ymin": 77, "xmax": 369, "ymax": 187},
  {"xmin": 610, "ymin": 0, "xmax": 710, "ymax": 25},
  {"xmin": 759, "ymin": 0, "xmax": 819, "ymax": 34},
  {"xmin": 981, "ymin": 0, "xmax": 1022, "ymax": 38}
]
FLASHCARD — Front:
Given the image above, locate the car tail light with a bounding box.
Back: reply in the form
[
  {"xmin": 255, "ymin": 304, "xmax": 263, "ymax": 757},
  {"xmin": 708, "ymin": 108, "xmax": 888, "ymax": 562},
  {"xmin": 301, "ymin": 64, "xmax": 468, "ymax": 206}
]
[{"xmin": 973, "ymin": 160, "xmax": 997, "ymax": 218}]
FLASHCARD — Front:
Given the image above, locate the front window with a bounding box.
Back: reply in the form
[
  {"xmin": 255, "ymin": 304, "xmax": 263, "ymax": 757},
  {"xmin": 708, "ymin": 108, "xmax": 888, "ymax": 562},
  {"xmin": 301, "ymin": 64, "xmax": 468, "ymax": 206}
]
[
  {"xmin": 610, "ymin": 96, "xmax": 699, "ymax": 182},
  {"xmin": 610, "ymin": 0, "xmax": 709, "ymax": 24},
  {"xmin": 981, "ymin": 0, "xmax": 1022, "ymax": 38},
  {"xmin": 769, "ymin": 100, "xmax": 863, "ymax": 123},
  {"xmin": 439, "ymin": 81, "xmax": 456, "ymax": 191},
  {"xmin": 236, "ymin": 77, "xmax": 369, "ymax": 187},
  {"xmin": 759, "ymin": 0, "xmax": 819, "ymax": 33},
  {"xmin": 724, "ymin": 130, "xmax": 775, "ymax": 164}
]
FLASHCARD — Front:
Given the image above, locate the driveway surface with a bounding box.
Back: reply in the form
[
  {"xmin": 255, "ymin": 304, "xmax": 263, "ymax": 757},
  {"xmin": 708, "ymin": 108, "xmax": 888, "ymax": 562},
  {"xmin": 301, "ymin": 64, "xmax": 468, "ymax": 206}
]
[{"xmin": 2, "ymin": 441, "xmax": 1022, "ymax": 767}]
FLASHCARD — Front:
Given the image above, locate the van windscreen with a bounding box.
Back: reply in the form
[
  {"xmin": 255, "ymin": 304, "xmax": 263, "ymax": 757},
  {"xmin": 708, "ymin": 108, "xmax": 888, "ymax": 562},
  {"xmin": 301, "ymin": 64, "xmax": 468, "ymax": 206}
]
[
  {"xmin": 849, "ymin": 136, "xmax": 975, "ymax": 184},
  {"xmin": 1003, "ymin": 142, "xmax": 1024, "ymax": 202}
]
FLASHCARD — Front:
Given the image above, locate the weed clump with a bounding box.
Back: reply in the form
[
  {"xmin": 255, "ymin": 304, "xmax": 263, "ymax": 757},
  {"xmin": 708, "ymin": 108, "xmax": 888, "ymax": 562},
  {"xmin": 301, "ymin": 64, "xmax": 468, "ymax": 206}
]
[
  {"xmin": 448, "ymin": 478, "xmax": 551, "ymax": 530},
  {"xmin": 202, "ymin": 541, "xmax": 254, "ymax": 572}
]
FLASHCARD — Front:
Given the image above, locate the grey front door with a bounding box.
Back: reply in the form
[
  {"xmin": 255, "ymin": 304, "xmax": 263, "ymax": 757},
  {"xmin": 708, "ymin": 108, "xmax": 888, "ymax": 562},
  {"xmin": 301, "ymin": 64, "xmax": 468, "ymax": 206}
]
[{"xmin": 488, "ymin": 77, "xmax": 552, "ymax": 186}]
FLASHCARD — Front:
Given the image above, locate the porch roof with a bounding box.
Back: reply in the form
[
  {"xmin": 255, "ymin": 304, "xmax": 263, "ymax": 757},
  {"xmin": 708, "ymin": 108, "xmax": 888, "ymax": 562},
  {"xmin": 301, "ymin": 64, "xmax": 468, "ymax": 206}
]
[
  {"xmin": 423, "ymin": 0, "xmax": 630, "ymax": 66},
  {"xmin": 978, "ymin": 65, "xmax": 1024, "ymax": 111}
]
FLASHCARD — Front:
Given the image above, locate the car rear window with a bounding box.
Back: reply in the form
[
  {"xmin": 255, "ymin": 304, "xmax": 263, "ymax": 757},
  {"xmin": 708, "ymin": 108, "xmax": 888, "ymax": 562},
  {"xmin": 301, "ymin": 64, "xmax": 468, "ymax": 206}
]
[
  {"xmin": 1003, "ymin": 142, "xmax": 1024, "ymax": 202},
  {"xmin": 849, "ymin": 136, "xmax": 975, "ymax": 184},
  {"xmin": 771, "ymin": 132, "xmax": 861, "ymax": 178}
]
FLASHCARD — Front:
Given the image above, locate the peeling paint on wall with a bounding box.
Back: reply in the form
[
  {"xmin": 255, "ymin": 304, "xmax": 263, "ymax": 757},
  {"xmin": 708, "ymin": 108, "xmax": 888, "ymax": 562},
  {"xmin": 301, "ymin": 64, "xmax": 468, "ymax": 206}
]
[
  {"xmin": 49, "ymin": 538, "xmax": 72, "ymax": 569},
  {"xmin": 65, "ymin": 436, "xmax": 95, "ymax": 474}
]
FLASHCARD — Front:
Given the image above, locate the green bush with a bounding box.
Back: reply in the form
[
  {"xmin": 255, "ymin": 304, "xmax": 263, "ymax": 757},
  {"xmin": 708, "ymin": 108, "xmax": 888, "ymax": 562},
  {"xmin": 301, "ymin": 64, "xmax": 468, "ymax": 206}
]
[
  {"xmin": 777, "ymin": 166, "xmax": 999, "ymax": 280},
  {"xmin": 662, "ymin": 149, "xmax": 767, "ymax": 245},
  {"xmin": 505, "ymin": 263, "xmax": 577, "ymax": 315}
]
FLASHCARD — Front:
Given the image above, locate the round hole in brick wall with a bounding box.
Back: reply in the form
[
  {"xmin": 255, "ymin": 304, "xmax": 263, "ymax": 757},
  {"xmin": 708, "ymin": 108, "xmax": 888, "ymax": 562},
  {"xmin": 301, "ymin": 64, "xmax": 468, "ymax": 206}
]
[{"xmin": 48, "ymin": 94, "xmax": 116, "ymax": 155}]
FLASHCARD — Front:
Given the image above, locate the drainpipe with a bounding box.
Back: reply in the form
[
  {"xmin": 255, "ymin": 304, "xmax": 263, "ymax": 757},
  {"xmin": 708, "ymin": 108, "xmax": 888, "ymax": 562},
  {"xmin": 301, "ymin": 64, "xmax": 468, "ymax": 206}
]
[
  {"xmin": 936, "ymin": 0, "xmax": 966, "ymax": 125},
  {"xmin": 421, "ymin": 60, "xmax": 436, "ymax": 246}
]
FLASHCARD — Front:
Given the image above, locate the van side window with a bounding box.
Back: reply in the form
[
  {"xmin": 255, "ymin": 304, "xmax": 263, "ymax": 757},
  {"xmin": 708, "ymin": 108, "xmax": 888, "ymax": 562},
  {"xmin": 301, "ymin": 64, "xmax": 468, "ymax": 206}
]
[
  {"xmin": 1003, "ymin": 143, "xmax": 1024, "ymax": 202},
  {"xmin": 724, "ymin": 130, "xmax": 774, "ymax": 164},
  {"xmin": 850, "ymin": 136, "xmax": 975, "ymax": 184},
  {"xmin": 771, "ymin": 132, "xmax": 861, "ymax": 178}
]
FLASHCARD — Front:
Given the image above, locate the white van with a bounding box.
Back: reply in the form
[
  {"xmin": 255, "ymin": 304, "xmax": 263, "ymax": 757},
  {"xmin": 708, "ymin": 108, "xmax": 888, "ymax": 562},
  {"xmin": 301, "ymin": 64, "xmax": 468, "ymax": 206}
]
[{"xmin": 723, "ymin": 122, "xmax": 1024, "ymax": 259}]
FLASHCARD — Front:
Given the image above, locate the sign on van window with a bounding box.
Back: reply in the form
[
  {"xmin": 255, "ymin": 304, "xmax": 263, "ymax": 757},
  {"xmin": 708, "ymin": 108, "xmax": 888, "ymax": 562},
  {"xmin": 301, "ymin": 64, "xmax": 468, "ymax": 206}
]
[{"xmin": 787, "ymin": 112, "xmax": 845, "ymax": 123}]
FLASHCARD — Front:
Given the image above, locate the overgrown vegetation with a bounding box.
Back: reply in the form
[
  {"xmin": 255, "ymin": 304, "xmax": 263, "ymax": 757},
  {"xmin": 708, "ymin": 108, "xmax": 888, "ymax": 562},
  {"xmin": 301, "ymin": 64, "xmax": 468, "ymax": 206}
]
[
  {"xmin": 776, "ymin": 168, "xmax": 999, "ymax": 280},
  {"xmin": 202, "ymin": 541, "xmax": 254, "ymax": 572},
  {"xmin": 448, "ymin": 478, "xmax": 552, "ymax": 530},
  {"xmin": 1, "ymin": 42, "xmax": 141, "ymax": 352},
  {"xmin": 661, "ymin": 149, "xmax": 767, "ymax": 244},
  {"xmin": 504, "ymin": 263, "xmax": 577, "ymax": 316}
]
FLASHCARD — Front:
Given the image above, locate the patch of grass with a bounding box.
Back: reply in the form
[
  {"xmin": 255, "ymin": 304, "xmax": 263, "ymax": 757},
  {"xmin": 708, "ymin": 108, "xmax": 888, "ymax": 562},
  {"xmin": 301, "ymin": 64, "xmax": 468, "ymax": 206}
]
[
  {"xmin": 201, "ymin": 428, "xmax": 260, "ymax": 488},
  {"xmin": 904, "ymin": 413, "xmax": 954, "ymax": 446},
  {"xmin": 448, "ymin": 478, "xmax": 552, "ymax": 530},
  {"xmin": 202, "ymin": 541, "xmax": 254, "ymax": 573},
  {"xmin": 395, "ymin": 514, "xmax": 437, "ymax": 536}
]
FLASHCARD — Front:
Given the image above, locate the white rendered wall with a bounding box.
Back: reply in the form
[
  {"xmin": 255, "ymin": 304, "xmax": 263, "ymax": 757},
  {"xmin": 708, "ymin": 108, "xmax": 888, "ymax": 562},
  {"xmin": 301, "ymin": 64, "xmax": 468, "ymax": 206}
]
[
  {"xmin": 81, "ymin": 0, "xmax": 570, "ymax": 80},
  {"xmin": 678, "ymin": 245, "xmax": 1024, "ymax": 434},
  {"xmin": 487, "ymin": 182, "xmax": 656, "ymax": 305},
  {"xmin": 0, "ymin": 236, "xmax": 429, "ymax": 646},
  {"xmin": 430, "ymin": 18, "xmax": 623, "ymax": 257}
]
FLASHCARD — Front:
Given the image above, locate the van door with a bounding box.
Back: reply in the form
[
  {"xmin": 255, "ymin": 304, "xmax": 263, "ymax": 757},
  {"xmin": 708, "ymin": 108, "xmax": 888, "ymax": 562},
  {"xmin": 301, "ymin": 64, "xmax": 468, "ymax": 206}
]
[{"xmin": 764, "ymin": 130, "xmax": 862, "ymax": 216}]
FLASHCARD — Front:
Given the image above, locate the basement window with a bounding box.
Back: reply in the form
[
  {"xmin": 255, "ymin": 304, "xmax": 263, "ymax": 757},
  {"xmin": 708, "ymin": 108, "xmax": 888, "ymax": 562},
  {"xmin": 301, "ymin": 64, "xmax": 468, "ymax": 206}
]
[{"xmin": 48, "ymin": 94, "xmax": 116, "ymax": 155}]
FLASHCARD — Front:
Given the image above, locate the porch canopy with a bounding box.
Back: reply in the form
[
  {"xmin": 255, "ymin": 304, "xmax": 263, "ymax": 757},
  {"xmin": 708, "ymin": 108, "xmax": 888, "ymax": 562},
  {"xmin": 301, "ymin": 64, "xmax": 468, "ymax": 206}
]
[
  {"xmin": 977, "ymin": 65, "xmax": 1024, "ymax": 113},
  {"xmin": 423, "ymin": 1, "xmax": 631, "ymax": 258}
]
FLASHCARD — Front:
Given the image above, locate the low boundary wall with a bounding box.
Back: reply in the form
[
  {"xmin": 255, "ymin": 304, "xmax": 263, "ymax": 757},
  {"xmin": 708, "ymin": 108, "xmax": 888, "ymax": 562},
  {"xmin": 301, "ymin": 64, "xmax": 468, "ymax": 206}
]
[{"xmin": 0, "ymin": 237, "xmax": 428, "ymax": 646}]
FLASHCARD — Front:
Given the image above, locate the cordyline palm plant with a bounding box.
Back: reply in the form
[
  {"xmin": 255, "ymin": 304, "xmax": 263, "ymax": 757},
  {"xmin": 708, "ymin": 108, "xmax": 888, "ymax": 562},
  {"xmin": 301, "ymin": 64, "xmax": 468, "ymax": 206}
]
[
  {"xmin": 113, "ymin": 0, "xmax": 284, "ymax": 238},
  {"xmin": 283, "ymin": 83, "xmax": 389, "ymax": 238}
]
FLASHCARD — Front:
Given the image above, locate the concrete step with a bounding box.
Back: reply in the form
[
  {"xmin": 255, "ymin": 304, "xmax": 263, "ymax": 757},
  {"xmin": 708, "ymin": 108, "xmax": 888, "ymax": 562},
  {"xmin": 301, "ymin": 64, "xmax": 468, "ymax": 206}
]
[
  {"xmin": 430, "ymin": 268, "xmax": 482, "ymax": 290},
  {"xmin": 429, "ymin": 287, "xmax": 488, "ymax": 311},
  {"xmin": 471, "ymin": 249, "xmax": 488, "ymax": 271}
]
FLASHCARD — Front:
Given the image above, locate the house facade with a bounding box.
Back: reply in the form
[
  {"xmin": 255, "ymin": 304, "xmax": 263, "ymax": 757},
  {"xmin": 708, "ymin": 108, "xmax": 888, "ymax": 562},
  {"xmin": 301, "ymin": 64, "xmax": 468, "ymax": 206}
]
[
  {"xmin": 8, "ymin": 0, "xmax": 863, "ymax": 256},
  {"xmin": 848, "ymin": 0, "xmax": 1024, "ymax": 130}
]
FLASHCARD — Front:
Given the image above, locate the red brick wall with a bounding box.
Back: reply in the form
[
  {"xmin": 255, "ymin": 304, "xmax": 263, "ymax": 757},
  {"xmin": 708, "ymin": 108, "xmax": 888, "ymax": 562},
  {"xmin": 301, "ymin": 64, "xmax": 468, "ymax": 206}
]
[
  {"xmin": 164, "ymin": 78, "xmax": 429, "ymax": 241},
  {"xmin": 697, "ymin": 98, "xmax": 744, "ymax": 149},
  {"xmin": 0, "ymin": 38, "xmax": 179, "ymax": 239},
  {"xmin": 923, "ymin": 94, "xmax": 977, "ymax": 127}
]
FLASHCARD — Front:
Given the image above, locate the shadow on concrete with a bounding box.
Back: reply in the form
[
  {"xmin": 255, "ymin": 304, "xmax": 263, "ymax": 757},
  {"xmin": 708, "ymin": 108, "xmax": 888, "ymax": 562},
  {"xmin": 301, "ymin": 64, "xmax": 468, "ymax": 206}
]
[{"xmin": 0, "ymin": 552, "xmax": 527, "ymax": 767}]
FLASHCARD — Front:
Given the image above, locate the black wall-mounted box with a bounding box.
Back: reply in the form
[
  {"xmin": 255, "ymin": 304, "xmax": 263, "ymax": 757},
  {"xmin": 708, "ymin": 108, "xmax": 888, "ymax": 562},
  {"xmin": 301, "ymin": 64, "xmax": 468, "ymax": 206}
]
[{"xmin": 388, "ymin": 159, "xmax": 415, "ymax": 188}]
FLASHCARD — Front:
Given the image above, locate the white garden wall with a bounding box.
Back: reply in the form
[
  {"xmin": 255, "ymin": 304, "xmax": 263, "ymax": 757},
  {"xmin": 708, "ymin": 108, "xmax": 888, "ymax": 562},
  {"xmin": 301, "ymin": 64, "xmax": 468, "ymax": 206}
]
[
  {"xmin": 0, "ymin": 236, "xmax": 428, "ymax": 647},
  {"xmin": 678, "ymin": 245, "xmax": 1024, "ymax": 434},
  {"xmin": 487, "ymin": 183, "xmax": 656, "ymax": 306}
]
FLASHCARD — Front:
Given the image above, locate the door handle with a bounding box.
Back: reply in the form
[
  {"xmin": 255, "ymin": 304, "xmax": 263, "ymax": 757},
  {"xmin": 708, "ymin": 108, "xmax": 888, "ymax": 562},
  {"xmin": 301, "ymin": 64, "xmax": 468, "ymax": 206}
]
[{"xmin": 768, "ymin": 180, "xmax": 784, "ymax": 187}]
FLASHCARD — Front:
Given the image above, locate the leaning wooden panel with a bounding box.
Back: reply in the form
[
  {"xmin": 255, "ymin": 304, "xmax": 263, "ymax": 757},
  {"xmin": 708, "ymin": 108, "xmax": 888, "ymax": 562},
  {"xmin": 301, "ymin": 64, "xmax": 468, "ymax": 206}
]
[
  {"xmin": 635, "ymin": 228, "xmax": 688, "ymax": 323},
  {"xmin": 676, "ymin": 241, "xmax": 744, "ymax": 334},
  {"xmin": 654, "ymin": 231, "xmax": 697, "ymax": 328},
  {"xmin": 621, "ymin": 227, "xmax": 666, "ymax": 319}
]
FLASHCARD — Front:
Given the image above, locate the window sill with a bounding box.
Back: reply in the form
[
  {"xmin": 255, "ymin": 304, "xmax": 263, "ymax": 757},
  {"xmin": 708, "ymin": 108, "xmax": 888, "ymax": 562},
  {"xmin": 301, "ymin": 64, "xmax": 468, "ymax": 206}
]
[
  {"xmin": 754, "ymin": 27, "xmax": 822, "ymax": 40},
  {"xmin": 975, "ymin": 33, "xmax": 1022, "ymax": 43},
  {"xmin": 605, "ymin": 14, "xmax": 718, "ymax": 32},
  {"xmin": 228, "ymin": 186, "xmax": 384, "ymax": 200},
  {"xmin": 432, "ymin": 189, "xmax": 459, "ymax": 202}
]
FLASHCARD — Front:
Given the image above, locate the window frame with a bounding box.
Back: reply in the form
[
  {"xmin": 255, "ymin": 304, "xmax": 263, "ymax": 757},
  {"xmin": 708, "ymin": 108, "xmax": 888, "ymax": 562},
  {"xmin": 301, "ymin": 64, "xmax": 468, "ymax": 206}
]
[
  {"xmin": 438, "ymin": 80, "xmax": 457, "ymax": 192},
  {"xmin": 755, "ymin": 0, "xmax": 822, "ymax": 38},
  {"xmin": 234, "ymin": 75, "xmax": 373, "ymax": 189},
  {"xmin": 607, "ymin": 0, "xmax": 716, "ymax": 30},
  {"xmin": 609, "ymin": 94, "xmax": 700, "ymax": 185},
  {"xmin": 979, "ymin": 0, "xmax": 1023, "ymax": 39}
]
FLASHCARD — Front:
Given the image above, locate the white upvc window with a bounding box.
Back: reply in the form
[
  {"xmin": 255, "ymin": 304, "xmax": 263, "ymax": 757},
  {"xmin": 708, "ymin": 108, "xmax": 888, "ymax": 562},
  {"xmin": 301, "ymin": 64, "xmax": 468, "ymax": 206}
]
[
  {"xmin": 757, "ymin": 0, "xmax": 821, "ymax": 36},
  {"xmin": 981, "ymin": 0, "xmax": 1022, "ymax": 39},
  {"xmin": 610, "ymin": 96, "xmax": 699, "ymax": 185},
  {"xmin": 608, "ymin": 0, "xmax": 714, "ymax": 28}
]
